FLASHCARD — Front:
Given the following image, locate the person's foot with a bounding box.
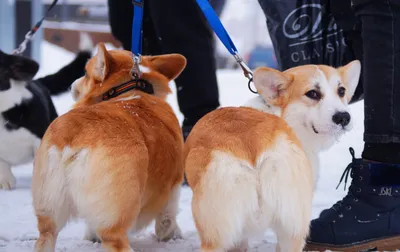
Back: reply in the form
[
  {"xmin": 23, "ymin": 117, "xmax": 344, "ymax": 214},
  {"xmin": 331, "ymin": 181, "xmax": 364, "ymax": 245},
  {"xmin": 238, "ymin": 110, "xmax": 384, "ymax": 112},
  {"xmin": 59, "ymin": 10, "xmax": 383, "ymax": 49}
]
[{"xmin": 305, "ymin": 148, "xmax": 400, "ymax": 251}]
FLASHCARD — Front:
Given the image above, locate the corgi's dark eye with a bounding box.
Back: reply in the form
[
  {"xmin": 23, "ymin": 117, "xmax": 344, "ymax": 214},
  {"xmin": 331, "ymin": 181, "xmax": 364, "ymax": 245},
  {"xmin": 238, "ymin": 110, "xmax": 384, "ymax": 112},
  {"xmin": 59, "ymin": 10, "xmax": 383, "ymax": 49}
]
[
  {"xmin": 305, "ymin": 90, "xmax": 322, "ymax": 101},
  {"xmin": 338, "ymin": 86, "xmax": 346, "ymax": 98}
]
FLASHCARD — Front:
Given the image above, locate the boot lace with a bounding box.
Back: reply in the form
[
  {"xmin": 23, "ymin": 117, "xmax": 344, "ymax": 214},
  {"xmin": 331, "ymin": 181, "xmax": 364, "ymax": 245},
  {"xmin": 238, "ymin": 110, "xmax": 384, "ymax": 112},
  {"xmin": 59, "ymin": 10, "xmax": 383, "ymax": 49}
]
[{"xmin": 329, "ymin": 148, "xmax": 360, "ymax": 215}]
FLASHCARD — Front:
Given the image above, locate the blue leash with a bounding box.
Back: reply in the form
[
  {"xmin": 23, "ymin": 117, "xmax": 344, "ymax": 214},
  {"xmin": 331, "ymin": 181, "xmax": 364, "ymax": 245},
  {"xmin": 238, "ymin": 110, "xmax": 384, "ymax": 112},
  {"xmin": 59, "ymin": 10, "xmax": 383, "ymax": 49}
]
[
  {"xmin": 195, "ymin": 0, "xmax": 256, "ymax": 93},
  {"xmin": 129, "ymin": 0, "xmax": 257, "ymax": 93},
  {"xmin": 130, "ymin": 0, "xmax": 144, "ymax": 79}
]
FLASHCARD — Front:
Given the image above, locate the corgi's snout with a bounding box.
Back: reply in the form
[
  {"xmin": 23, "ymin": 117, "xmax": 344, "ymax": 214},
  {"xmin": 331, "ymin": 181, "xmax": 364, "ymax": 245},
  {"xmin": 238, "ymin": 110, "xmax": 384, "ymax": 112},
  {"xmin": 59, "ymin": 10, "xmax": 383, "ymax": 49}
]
[{"xmin": 332, "ymin": 111, "xmax": 351, "ymax": 127}]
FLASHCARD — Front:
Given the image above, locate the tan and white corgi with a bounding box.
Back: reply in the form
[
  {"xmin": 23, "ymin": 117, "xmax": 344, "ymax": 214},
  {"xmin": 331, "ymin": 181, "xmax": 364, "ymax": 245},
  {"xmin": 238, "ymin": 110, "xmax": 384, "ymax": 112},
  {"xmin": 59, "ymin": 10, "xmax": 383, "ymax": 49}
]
[
  {"xmin": 184, "ymin": 61, "xmax": 361, "ymax": 252},
  {"xmin": 31, "ymin": 43, "xmax": 187, "ymax": 252}
]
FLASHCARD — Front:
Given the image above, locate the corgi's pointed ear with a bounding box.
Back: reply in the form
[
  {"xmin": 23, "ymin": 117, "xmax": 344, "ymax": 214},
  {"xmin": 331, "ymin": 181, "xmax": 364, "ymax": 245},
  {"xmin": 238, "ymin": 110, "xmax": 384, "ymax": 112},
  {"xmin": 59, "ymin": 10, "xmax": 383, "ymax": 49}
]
[
  {"xmin": 253, "ymin": 67, "xmax": 293, "ymax": 105},
  {"xmin": 339, "ymin": 60, "xmax": 361, "ymax": 103},
  {"xmin": 148, "ymin": 54, "xmax": 187, "ymax": 80},
  {"xmin": 93, "ymin": 43, "xmax": 111, "ymax": 81}
]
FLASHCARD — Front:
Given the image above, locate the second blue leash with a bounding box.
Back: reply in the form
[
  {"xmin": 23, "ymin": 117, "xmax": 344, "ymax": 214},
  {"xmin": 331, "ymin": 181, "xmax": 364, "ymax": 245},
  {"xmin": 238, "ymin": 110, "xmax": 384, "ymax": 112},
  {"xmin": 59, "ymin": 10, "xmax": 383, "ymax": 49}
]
[
  {"xmin": 195, "ymin": 0, "xmax": 256, "ymax": 93},
  {"xmin": 131, "ymin": 0, "xmax": 144, "ymax": 79}
]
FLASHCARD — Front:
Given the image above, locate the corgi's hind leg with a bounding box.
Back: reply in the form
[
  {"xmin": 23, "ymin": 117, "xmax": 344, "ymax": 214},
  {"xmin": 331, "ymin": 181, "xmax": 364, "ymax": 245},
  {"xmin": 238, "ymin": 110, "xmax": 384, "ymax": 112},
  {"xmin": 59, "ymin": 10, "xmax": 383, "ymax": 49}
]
[
  {"xmin": 32, "ymin": 147, "xmax": 70, "ymax": 252},
  {"xmin": 93, "ymin": 186, "xmax": 139, "ymax": 252},
  {"xmin": 275, "ymin": 227, "xmax": 306, "ymax": 252},
  {"xmin": 188, "ymin": 149, "xmax": 258, "ymax": 251},
  {"xmin": 228, "ymin": 239, "xmax": 249, "ymax": 252},
  {"xmin": 85, "ymin": 150, "xmax": 147, "ymax": 252},
  {"xmin": 155, "ymin": 184, "xmax": 182, "ymax": 242},
  {"xmin": 34, "ymin": 214, "xmax": 68, "ymax": 252}
]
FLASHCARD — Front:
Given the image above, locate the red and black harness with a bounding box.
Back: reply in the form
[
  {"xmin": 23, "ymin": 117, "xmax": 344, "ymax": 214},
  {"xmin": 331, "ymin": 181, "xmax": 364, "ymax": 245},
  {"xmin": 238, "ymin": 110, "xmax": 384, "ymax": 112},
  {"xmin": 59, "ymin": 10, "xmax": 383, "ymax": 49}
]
[{"xmin": 102, "ymin": 79, "xmax": 154, "ymax": 101}]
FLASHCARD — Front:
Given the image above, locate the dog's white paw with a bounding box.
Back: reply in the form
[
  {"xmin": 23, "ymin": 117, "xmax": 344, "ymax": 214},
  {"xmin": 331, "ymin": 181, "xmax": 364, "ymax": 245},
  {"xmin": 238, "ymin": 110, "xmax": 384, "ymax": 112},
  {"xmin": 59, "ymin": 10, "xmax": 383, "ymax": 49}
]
[
  {"xmin": 83, "ymin": 226, "xmax": 101, "ymax": 243},
  {"xmin": 0, "ymin": 171, "xmax": 16, "ymax": 190},
  {"xmin": 155, "ymin": 218, "xmax": 182, "ymax": 242}
]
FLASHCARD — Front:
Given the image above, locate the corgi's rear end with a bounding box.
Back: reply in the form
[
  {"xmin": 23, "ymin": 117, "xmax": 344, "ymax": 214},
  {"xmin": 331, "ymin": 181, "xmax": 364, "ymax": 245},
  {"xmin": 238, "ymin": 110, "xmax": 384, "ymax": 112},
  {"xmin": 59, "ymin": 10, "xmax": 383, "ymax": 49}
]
[
  {"xmin": 32, "ymin": 44, "xmax": 187, "ymax": 252},
  {"xmin": 185, "ymin": 107, "xmax": 313, "ymax": 252},
  {"xmin": 185, "ymin": 61, "xmax": 361, "ymax": 251}
]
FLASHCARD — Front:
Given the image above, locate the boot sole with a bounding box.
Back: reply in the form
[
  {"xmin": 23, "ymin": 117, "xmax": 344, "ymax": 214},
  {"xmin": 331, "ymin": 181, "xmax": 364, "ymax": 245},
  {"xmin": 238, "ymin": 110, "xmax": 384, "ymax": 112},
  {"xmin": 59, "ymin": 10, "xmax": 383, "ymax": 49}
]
[{"xmin": 304, "ymin": 236, "xmax": 400, "ymax": 251}]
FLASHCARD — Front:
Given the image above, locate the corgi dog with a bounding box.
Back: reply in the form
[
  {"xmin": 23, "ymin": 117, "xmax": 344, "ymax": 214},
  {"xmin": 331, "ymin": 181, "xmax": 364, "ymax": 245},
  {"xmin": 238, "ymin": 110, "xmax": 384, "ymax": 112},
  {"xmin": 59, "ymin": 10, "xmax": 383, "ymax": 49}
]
[
  {"xmin": 184, "ymin": 61, "xmax": 361, "ymax": 252},
  {"xmin": 31, "ymin": 44, "xmax": 187, "ymax": 252}
]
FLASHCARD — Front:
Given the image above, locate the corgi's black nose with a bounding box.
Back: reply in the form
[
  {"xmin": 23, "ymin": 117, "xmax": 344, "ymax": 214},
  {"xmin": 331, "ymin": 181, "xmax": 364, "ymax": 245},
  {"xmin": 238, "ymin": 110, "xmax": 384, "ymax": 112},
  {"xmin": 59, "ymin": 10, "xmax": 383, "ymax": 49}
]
[{"xmin": 332, "ymin": 111, "xmax": 351, "ymax": 127}]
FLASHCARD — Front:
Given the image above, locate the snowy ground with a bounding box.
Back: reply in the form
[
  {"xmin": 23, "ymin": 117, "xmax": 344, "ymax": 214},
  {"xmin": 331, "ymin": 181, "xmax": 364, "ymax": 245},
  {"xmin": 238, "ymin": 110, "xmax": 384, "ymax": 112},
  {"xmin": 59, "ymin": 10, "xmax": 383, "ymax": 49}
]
[{"xmin": 0, "ymin": 42, "xmax": 366, "ymax": 252}]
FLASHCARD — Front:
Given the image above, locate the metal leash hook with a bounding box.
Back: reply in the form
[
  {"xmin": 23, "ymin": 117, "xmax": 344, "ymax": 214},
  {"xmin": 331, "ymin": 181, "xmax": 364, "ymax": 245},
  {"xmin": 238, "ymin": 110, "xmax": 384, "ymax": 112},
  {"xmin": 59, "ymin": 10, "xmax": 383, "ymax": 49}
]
[
  {"xmin": 12, "ymin": 32, "xmax": 32, "ymax": 55},
  {"xmin": 233, "ymin": 53, "xmax": 258, "ymax": 94},
  {"xmin": 12, "ymin": 0, "xmax": 59, "ymax": 55},
  {"xmin": 130, "ymin": 54, "xmax": 142, "ymax": 79}
]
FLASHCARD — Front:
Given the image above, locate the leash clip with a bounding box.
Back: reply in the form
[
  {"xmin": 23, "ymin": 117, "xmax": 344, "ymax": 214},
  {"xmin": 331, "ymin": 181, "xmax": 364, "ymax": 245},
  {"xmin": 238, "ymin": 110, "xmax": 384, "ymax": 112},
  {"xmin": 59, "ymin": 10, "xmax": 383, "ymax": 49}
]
[
  {"xmin": 233, "ymin": 53, "xmax": 257, "ymax": 94},
  {"xmin": 130, "ymin": 54, "xmax": 142, "ymax": 79},
  {"xmin": 132, "ymin": 0, "xmax": 144, "ymax": 7}
]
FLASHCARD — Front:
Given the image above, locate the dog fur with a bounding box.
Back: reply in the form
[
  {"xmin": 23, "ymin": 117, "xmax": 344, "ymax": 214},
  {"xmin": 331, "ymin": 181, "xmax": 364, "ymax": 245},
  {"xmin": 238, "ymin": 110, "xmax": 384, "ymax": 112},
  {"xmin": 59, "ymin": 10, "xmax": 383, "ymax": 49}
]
[
  {"xmin": 32, "ymin": 44, "xmax": 187, "ymax": 252},
  {"xmin": 184, "ymin": 60, "xmax": 361, "ymax": 251},
  {"xmin": 0, "ymin": 37, "xmax": 92, "ymax": 190}
]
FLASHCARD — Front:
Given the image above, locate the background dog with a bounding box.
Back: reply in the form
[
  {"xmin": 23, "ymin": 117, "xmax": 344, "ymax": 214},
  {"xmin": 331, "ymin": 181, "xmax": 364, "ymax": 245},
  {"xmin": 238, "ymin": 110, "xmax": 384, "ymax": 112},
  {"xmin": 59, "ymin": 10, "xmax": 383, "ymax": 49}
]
[{"xmin": 0, "ymin": 36, "xmax": 93, "ymax": 190}]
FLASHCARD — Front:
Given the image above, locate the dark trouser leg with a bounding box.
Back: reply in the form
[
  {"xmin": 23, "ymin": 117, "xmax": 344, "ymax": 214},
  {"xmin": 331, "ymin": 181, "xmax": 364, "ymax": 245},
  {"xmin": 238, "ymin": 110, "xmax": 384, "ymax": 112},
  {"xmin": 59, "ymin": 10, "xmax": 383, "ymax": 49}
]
[
  {"xmin": 107, "ymin": 0, "xmax": 161, "ymax": 54},
  {"xmin": 147, "ymin": 0, "xmax": 220, "ymax": 133},
  {"xmin": 330, "ymin": 0, "xmax": 365, "ymax": 103},
  {"xmin": 352, "ymin": 0, "xmax": 400, "ymax": 163},
  {"xmin": 305, "ymin": 1, "xmax": 400, "ymax": 250},
  {"xmin": 209, "ymin": 0, "xmax": 226, "ymax": 16},
  {"xmin": 108, "ymin": 0, "xmax": 220, "ymax": 137}
]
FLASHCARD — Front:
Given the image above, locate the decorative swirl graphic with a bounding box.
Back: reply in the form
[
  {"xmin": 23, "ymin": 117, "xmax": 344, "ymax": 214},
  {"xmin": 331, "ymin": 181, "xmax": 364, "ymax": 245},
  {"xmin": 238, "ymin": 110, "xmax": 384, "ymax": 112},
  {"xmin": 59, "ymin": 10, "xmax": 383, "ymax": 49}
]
[{"xmin": 283, "ymin": 4, "xmax": 338, "ymax": 42}]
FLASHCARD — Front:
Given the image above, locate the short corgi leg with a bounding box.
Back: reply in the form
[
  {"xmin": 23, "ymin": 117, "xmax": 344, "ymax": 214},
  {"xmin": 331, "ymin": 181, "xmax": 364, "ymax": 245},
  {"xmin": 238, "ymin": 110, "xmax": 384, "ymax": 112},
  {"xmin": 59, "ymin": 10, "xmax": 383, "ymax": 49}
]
[
  {"xmin": 276, "ymin": 229, "xmax": 305, "ymax": 252},
  {"xmin": 228, "ymin": 239, "xmax": 249, "ymax": 252},
  {"xmin": 83, "ymin": 149, "xmax": 147, "ymax": 252},
  {"xmin": 34, "ymin": 214, "xmax": 68, "ymax": 252},
  {"xmin": 189, "ymin": 150, "xmax": 257, "ymax": 251},
  {"xmin": 83, "ymin": 224, "xmax": 101, "ymax": 243},
  {"xmin": 155, "ymin": 184, "xmax": 182, "ymax": 242},
  {"xmin": 97, "ymin": 229, "xmax": 134, "ymax": 252},
  {"xmin": 200, "ymin": 245, "xmax": 225, "ymax": 252},
  {"xmin": 32, "ymin": 148, "xmax": 70, "ymax": 252}
]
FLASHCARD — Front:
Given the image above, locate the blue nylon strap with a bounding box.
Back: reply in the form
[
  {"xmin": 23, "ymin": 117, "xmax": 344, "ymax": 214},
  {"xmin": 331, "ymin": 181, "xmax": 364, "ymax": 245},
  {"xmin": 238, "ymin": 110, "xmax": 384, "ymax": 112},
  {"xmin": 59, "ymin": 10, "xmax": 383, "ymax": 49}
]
[
  {"xmin": 131, "ymin": 0, "xmax": 144, "ymax": 55},
  {"xmin": 195, "ymin": 0, "xmax": 238, "ymax": 56}
]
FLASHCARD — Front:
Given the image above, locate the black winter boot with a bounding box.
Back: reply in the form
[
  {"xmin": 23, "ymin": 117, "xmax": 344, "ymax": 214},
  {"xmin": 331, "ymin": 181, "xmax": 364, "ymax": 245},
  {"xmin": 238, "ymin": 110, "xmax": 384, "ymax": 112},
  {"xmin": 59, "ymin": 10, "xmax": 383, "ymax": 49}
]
[{"xmin": 305, "ymin": 148, "xmax": 400, "ymax": 251}]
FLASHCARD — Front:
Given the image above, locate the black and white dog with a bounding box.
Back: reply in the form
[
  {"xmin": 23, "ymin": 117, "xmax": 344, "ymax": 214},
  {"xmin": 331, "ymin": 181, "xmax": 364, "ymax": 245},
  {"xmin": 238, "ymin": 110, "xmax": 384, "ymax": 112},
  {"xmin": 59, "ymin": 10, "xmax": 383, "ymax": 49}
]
[{"xmin": 0, "ymin": 43, "xmax": 92, "ymax": 190}]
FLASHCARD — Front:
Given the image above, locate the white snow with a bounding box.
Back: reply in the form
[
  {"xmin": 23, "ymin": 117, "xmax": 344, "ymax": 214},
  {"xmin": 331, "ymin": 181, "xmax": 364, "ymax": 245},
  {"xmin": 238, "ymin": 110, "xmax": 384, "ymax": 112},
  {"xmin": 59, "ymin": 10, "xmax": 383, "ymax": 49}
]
[{"xmin": 0, "ymin": 41, "xmax": 366, "ymax": 252}]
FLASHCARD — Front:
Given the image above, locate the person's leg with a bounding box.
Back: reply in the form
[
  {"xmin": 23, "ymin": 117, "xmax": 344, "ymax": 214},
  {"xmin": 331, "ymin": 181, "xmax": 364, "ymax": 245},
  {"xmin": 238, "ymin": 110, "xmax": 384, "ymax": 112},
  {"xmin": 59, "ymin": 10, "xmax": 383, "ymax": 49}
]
[
  {"xmin": 107, "ymin": 0, "xmax": 132, "ymax": 50},
  {"xmin": 108, "ymin": 0, "xmax": 220, "ymax": 140},
  {"xmin": 147, "ymin": 0, "xmax": 220, "ymax": 140},
  {"xmin": 107, "ymin": 0, "xmax": 161, "ymax": 55},
  {"xmin": 209, "ymin": 0, "xmax": 226, "ymax": 17},
  {"xmin": 305, "ymin": 0, "xmax": 400, "ymax": 250}
]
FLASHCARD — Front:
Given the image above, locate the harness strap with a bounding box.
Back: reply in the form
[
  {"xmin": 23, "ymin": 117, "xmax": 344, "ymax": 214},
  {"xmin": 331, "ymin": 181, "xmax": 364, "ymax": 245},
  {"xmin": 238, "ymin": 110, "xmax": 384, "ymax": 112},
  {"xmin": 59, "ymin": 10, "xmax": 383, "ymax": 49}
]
[{"xmin": 102, "ymin": 79, "xmax": 154, "ymax": 101}]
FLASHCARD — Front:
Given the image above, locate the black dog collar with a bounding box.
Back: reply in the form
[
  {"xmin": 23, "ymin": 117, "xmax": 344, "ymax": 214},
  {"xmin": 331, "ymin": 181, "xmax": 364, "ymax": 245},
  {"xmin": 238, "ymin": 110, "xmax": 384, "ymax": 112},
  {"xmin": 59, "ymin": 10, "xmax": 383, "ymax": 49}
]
[{"xmin": 102, "ymin": 79, "xmax": 154, "ymax": 101}]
